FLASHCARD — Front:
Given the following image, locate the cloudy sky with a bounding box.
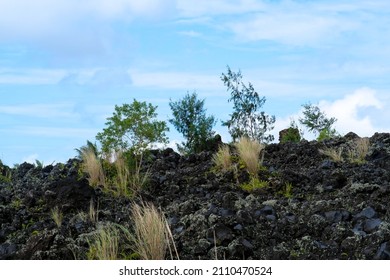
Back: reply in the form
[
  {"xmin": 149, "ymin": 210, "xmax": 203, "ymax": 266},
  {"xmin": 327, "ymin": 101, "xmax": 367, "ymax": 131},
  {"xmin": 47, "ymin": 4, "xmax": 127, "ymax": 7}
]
[{"xmin": 1, "ymin": 0, "xmax": 389, "ymax": 165}]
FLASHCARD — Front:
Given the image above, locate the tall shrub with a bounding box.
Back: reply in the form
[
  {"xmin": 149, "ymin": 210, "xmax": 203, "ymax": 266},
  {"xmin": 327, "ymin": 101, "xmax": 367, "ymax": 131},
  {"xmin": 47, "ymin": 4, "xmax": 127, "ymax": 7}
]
[
  {"xmin": 169, "ymin": 92, "xmax": 216, "ymax": 154},
  {"xmin": 221, "ymin": 66, "xmax": 275, "ymax": 143}
]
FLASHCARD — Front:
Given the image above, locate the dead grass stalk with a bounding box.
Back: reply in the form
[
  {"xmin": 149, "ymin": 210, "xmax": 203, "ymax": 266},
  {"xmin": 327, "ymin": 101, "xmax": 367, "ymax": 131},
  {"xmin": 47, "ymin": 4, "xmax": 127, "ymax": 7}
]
[
  {"xmin": 212, "ymin": 145, "xmax": 232, "ymax": 172},
  {"xmin": 235, "ymin": 137, "xmax": 265, "ymax": 176},
  {"xmin": 131, "ymin": 202, "xmax": 170, "ymax": 260},
  {"xmin": 81, "ymin": 149, "xmax": 106, "ymax": 188}
]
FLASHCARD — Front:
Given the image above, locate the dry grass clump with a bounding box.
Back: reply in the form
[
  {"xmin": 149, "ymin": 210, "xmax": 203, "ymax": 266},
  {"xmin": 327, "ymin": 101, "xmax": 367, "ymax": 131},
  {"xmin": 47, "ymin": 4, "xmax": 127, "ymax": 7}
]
[
  {"xmin": 348, "ymin": 138, "xmax": 370, "ymax": 164},
  {"xmin": 129, "ymin": 162, "xmax": 150, "ymax": 197},
  {"xmin": 131, "ymin": 202, "xmax": 172, "ymax": 260},
  {"xmin": 212, "ymin": 145, "xmax": 232, "ymax": 172},
  {"xmin": 113, "ymin": 151, "xmax": 149, "ymax": 197},
  {"xmin": 89, "ymin": 199, "xmax": 98, "ymax": 224},
  {"xmin": 87, "ymin": 223, "xmax": 121, "ymax": 260},
  {"xmin": 113, "ymin": 152, "xmax": 130, "ymax": 197},
  {"xmin": 319, "ymin": 138, "xmax": 370, "ymax": 164},
  {"xmin": 319, "ymin": 147, "xmax": 344, "ymax": 162},
  {"xmin": 81, "ymin": 149, "xmax": 106, "ymax": 188},
  {"xmin": 51, "ymin": 206, "xmax": 63, "ymax": 228},
  {"xmin": 235, "ymin": 137, "xmax": 265, "ymax": 176}
]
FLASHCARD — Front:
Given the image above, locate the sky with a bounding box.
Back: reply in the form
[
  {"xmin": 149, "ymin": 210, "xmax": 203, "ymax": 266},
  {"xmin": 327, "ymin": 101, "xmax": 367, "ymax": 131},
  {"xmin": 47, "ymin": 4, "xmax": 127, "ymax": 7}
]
[{"xmin": 1, "ymin": 0, "xmax": 390, "ymax": 166}]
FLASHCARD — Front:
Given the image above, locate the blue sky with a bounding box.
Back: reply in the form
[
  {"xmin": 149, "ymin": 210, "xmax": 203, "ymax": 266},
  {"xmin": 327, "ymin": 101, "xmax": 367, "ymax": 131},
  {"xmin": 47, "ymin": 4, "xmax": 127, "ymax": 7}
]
[{"xmin": 1, "ymin": 0, "xmax": 389, "ymax": 165}]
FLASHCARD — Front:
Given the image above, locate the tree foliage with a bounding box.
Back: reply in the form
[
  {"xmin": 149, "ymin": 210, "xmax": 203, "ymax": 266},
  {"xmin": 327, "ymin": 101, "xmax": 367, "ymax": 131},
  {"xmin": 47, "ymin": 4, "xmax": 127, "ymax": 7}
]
[
  {"xmin": 96, "ymin": 99, "xmax": 169, "ymax": 154},
  {"xmin": 299, "ymin": 103, "xmax": 338, "ymax": 140},
  {"xmin": 169, "ymin": 92, "xmax": 216, "ymax": 154},
  {"xmin": 221, "ymin": 66, "xmax": 275, "ymax": 143}
]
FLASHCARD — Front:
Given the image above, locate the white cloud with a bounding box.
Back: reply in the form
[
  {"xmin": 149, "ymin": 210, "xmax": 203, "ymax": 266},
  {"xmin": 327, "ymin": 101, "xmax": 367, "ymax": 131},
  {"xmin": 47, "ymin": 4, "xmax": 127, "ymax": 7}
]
[
  {"xmin": 272, "ymin": 87, "xmax": 385, "ymax": 141},
  {"xmin": 319, "ymin": 88, "xmax": 383, "ymax": 136}
]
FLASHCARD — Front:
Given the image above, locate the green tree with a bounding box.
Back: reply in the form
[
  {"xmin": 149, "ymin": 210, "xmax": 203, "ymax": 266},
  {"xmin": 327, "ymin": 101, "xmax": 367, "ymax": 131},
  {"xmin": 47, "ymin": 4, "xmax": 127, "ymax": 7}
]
[
  {"xmin": 299, "ymin": 103, "xmax": 338, "ymax": 140},
  {"xmin": 169, "ymin": 92, "xmax": 216, "ymax": 154},
  {"xmin": 96, "ymin": 99, "xmax": 169, "ymax": 154},
  {"xmin": 221, "ymin": 66, "xmax": 275, "ymax": 143}
]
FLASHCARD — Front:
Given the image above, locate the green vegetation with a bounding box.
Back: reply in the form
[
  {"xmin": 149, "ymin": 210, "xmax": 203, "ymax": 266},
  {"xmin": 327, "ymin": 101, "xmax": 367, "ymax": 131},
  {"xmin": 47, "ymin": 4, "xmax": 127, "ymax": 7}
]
[
  {"xmin": 0, "ymin": 173, "xmax": 11, "ymax": 183},
  {"xmin": 10, "ymin": 198, "xmax": 23, "ymax": 209},
  {"xmin": 34, "ymin": 159, "xmax": 44, "ymax": 168},
  {"xmin": 0, "ymin": 159, "xmax": 12, "ymax": 183},
  {"xmin": 240, "ymin": 177, "xmax": 269, "ymax": 193},
  {"xmin": 281, "ymin": 182, "xmax": 293, "ymax": 198},
  {"xmin": 221, "ymin": 66, "xmax": 275, "ymax": 143},
  {"xmin": 280, "ymin": 120, "xmax": 302, "ymax": 143},
  {"xmin": 96, "ymin": 99, "xmax": 169, "ymax": 154},
  {"xmin": 169, "ymin": 92, "xmax": 216, "ymax": 154},
  {"xmin": 77, "ymin": 99, "xmax": 168, "ymax": 197},
  {"xmin": 317, "ymin": 127, "xmax": 339, "ymax": 142},
  {"xmin": 92, "ymin": 99, "xmax": 167, "ymax": 197},
  {"xmin": 299, "ymin": 103, "xmax": 338, "ymax": 141}
]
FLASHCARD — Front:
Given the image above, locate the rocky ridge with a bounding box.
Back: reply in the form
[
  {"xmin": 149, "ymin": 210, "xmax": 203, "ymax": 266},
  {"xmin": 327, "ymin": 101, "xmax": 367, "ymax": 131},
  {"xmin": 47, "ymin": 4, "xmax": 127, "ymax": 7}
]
[{"xmin": 1, "ymin": 132, "xmax": 390, "ymax": 260}]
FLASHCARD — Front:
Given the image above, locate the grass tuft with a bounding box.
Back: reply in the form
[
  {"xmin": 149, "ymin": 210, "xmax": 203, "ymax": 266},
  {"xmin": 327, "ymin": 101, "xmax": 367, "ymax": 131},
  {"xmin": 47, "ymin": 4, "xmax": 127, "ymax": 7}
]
[
  {"xmin": 241, "ymin": 177, "xmax": 269, "ymax": 193},
  {"xmin": 113, "ymin": 152, "xmax": 130, "ymax": 197},
  {"xmin": 87, "ymin": 223, "xmax": 121, "ymax": 260},
  {"xmin": 51, "ymin": 206, "xmax": 63, "ymax": 228},
  {"xmin": 81, "ymin": 148, "xmax": 106, "ymax": 188},
  {"xmin": 131, "ymin": 202, "xmax": 171, "ymax": 260},
  {"xmin": 212, "ymin": 145, "xmax": 232, "ymax": 172},
  {"xmin": 235, "ymin": 137, "xmax": 265, "ymax": 176},
  {"xmin": 348, "ymin": 138, "xmax": 370, "ymax": 164},
  {"xmin": 319, "ymin": 147, "xmax": 344, "ymax": 162}
]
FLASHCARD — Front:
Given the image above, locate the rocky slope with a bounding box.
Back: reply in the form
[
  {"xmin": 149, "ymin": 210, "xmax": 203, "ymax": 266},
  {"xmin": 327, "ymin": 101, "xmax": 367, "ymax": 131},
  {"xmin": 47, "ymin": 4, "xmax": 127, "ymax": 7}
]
[{"xmin": 1, "ymin": 132, "xmax": 390, "ymax": 260}]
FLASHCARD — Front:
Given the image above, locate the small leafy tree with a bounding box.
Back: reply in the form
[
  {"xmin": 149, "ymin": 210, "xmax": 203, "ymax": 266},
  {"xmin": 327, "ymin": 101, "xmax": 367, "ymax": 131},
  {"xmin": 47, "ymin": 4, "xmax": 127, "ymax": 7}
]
[
  {"xmin": 96, "ymin": 100, "xmax": 169, "ymax": 195},
  {"xmin": 299, "ymin": 103, "xmax": 338, "ymax": 140},
  {"xmin": 169, "ymin": 92, "xmax": 216, "ymax": 154},
  {"xmin": 96, "ymin": 99, "xmax": 169, "ymax": 155},
  {"xmin": 221, "ymin": 66, "xmax": 275, "ymax": 143}
]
